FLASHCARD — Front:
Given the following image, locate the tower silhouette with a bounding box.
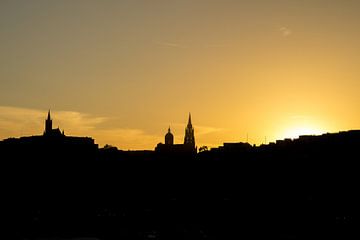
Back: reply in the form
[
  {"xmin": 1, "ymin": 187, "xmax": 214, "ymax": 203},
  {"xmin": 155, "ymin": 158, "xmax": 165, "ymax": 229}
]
[
  {"xmin": 165, "ymin": 127, "xmax": 174, "ymax": 145},
  {"xmin": 156, "ymin": 113, "xmax": 197, "ymax": 154},
  {"xmin": 184, "ymin": 113, "xmax": 195, "ymax": 148},
  {"xmin": 44, "ymin": 110, "xmax": 53, "ymax": 135},
  {"xmin": 43, "ymin": 110, "xmax": 63, "ymax": 137}
]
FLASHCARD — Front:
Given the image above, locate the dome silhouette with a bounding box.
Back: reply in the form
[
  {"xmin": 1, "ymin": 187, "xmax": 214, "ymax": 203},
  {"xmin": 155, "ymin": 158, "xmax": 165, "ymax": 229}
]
[{"xmin": 165, "ymin": 127, "xmax": 174, "ymax": 145}]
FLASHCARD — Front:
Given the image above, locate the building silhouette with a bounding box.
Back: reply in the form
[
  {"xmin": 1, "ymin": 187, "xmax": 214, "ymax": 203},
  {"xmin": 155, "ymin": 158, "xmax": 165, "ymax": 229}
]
[
  {"xmin": 0, "ymin": 110, "xmax": 98, "ymax": 159},
  {"xmin": 165, "ymin": 127, "xmax": 174, "ymax": 145},
  {"xmin": 184, "ymin": 113, "xmax": 195, "ymax": 148},
  {"xmin": 1, "ymin": 110, "xmax": 360, "ymax": 239},
  {"xmin": 155, "ymin": 113, "xmax": 197, "ymax": 154},
  {"xmin": 44, "ymin": 110, "xmax": 64, "ymax": 137}
]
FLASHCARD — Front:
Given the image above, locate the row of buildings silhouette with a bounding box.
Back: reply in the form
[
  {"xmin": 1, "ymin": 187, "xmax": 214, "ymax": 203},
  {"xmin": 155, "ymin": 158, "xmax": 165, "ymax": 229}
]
[
  {"xmin": 0, "ymin": 110, "xmax": 97, "ymax": 154},
  {"xmin": 2, "ymin": 114, "xmax": 359, "ymax": 240},
  {"xmin": 2, "ymin": 110, "xmax": 360, "ymax": 157},
  {"xmin": 1, "ymin": 110, "xmax": 198, "ymax": 154}
]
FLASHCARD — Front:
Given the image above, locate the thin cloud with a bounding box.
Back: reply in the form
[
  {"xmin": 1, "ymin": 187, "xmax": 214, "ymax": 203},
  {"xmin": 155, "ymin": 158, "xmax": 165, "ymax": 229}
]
[
  {"xmin": 279, "ymin": 27, "xmax": 292, "ymax": 37},
  {"xmin": 203, "ymin": 43, "xmax": 230, "ymax": 48},
  {"xmin": 160, "ymin": 123, "xmax": 225, "ymax": 148},
  {"xmin": 55, "ymin": 111, "xmax": 106, "ymax": 134},
  {"xmin": 154, "ymin": 41, "xmax": 187, "ymax": 49},
  {"xmin": 170, "ymin": 123, "xmax": 224, "ymax": 135},
  {"xmin": 0, "ymin": 106, "xmax": 46, "ymax": 137},
  {"xmin": 92, "ymin": 128, "xmax": 162, "ymax": 150},
  {"xmin": 0, "ymin": 106, "xmax": 225, "ymax": 150},
  {"xmin": 196, "ymin": 125, "xmax": 225, "ymax": 135},
  {"xmin": 0, "ymin": 106, "xmax": 160, "ymax": 150},
  {"xmin": 0, "ymin": 106, "xmax": 107, "ymax": 138}
]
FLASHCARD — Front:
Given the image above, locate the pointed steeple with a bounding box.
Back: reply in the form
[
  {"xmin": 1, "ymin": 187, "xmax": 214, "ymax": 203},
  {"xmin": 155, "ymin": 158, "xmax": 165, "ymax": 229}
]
[
  {"xmin": 187, "ymin": 113, "xmax": 192, "ymax": 126},
  {"xmin": 47, "ymin": 110, "xmax": 51, "ymax": 120},
  {"xmin": 168, "ymin": 126, "xmax": 171, "ymax": 133},
  {"xmin": 184, "ymin": 113, "xmax": 195, "ymax": 148},
  {"xmin": 44, "ymin": 109, "xmax": 53, "ymax": 135}
]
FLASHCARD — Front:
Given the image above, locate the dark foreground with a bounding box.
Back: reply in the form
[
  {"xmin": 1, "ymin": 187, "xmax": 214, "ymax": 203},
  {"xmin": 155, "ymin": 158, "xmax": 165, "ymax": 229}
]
[{"xmin": 2, "ymin": 132, "xmax": 359, "ymax": 239}]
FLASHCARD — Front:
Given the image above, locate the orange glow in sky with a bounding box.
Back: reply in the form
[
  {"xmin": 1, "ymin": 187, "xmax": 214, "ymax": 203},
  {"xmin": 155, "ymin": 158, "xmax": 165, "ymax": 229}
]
[{"xmin": 0, "ymin": 1, "xmax": 359, "ymax": 149}]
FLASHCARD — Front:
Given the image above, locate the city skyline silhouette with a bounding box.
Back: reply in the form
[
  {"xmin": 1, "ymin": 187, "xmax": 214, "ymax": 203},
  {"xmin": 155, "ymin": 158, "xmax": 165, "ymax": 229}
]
[
  {"xmin": 1, "ymin": 109, "xmax": 357, "ymax": 151},
  {"xmin": 1, "ymin": 108, "xmax": 359, "ymax": 239},
  {"xmin": 1, "ymin": 1, "xmax": 360, "ymax": 239}
]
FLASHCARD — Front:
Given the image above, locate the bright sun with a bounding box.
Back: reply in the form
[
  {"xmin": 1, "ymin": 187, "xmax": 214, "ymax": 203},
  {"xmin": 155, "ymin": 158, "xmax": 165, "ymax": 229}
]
[{"xmin": 282, "ymin": 125, "xmax": 325, "ymax": 139}]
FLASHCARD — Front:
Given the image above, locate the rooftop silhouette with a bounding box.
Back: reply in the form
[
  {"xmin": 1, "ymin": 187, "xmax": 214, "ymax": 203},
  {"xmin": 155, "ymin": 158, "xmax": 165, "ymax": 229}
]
[
  {"xmin": 1, "ymin": 110, "xmax": 359, "ymax": 239},
  {"xmin": 155, "ymin": 113, "xmax": 197, "ymax": 156}
]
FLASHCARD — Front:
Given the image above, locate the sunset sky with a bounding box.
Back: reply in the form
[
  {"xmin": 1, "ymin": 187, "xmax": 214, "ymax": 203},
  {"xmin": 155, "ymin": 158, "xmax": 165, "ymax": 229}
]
[{"xmin": 1, "ymin": 0, "xmax": 360, "ymax": 149}]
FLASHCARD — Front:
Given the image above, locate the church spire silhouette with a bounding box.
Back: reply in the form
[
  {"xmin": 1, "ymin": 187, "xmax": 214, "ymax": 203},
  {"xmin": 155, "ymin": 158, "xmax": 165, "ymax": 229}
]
[
  {"xmin": 184, "ymin": 113, "xmax": 195, "ymax": 148},
  {"xmin": 155, "ymin": 113, "xmax": 197, "ymax": 153},
  {"xmin": 188, "ymin": 113, "xmax": 192, "ymax": 126},
  {"xmin": 43, "ymin": 110, "xmax": 64, "ymax": 137},
  {"xmin": 44, "ymin": 110, "xmax": 53, "ymax": 135},
  {"xmin": 47, "ymin": 110, "xmax": 51, "ymax": 120}
]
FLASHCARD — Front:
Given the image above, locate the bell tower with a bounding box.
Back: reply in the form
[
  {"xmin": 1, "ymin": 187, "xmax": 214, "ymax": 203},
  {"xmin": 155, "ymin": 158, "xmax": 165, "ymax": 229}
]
[{"xmin": 184, "ymin": 113, "xmax": 195, "ymax": 148}]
